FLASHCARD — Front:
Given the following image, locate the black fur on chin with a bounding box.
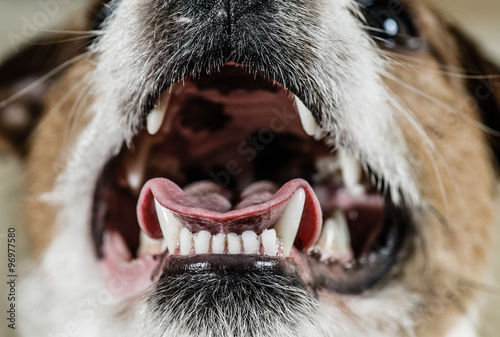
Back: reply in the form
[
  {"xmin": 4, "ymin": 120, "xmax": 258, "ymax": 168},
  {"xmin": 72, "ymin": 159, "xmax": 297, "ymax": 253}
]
[{"xmin": 147, "ymin": 256, "xmax": 321, "ymax": 337}]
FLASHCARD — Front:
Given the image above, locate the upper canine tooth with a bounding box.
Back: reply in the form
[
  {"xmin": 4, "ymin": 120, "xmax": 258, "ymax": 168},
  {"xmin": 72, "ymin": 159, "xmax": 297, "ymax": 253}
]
[
  {"xmin": 154, "ymin": 199, "xmax": 183, "ymax": 255},
  {"xmin": 273, "ymin": 188, "xmax": 306, "ymax": 257},
  {"xmin": 179, "ymin": 228, "xmax": 193, "ymax": 255},
  {"xmin": 146, "ymin": 89, "xmax": 172, "ymax": 135},
  {"xmin": 339, "ymin": 148, "xmax": 365, "ymax": 196},
  {"xmin": 261, "ymin": 229, "xmax": 278, "ymax": 256},
  {"xmin": 295, "ymin": 96, "xmax": 318, "ymax": 137},
  {"xmin": 137, "ymin": 231, "xmax": 167, "ymax": 256},
  {"xmin": 194, "ymin": 230, "xmax": 211, "ymax": 254},
  {"xmin": 146, "ymin": 107, "xmax": 165, "ymax": 135},
  {"xmin": 242, "ymin": 231, "xmax": 260, "ymax": 254}
]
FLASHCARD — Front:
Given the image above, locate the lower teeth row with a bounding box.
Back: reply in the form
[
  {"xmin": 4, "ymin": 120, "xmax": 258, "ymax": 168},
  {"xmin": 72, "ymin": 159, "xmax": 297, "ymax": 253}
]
[
  {"xmin": 138, "ymin": 229, "xmax": 281, "ymax": 256},
  {"xmin": 178, "ymin": 228, "xmax": 281, "ymax": 256}
]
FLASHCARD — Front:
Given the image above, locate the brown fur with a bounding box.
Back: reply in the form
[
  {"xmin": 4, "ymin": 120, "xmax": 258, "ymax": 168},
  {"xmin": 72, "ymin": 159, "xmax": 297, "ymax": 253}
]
[
  {"xmin": 25, "ymin": 59, "xmax": 94, "ymax": 255},
  {"xmin": 384, "ymin": 4, "xmax": 498, "ymax": 334}
]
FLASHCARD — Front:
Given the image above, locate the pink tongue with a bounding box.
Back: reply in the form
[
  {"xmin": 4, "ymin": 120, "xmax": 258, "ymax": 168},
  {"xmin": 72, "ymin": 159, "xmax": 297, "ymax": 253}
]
[{"xmin": 137, "ymin": 178, "xmax": 322, "ymax": 250}]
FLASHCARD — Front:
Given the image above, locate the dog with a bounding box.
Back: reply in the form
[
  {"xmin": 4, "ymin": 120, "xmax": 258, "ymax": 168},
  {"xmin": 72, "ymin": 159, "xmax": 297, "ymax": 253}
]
[{"xmin": 1, "ymin": 0, "xmax": 499, "ymax": 336}]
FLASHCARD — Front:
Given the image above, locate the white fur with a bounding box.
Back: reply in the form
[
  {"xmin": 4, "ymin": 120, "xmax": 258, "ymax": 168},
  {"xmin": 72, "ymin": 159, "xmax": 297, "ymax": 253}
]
[{"xmin": 445, "ymin": 317, "xmax": 478, "ymax": 337}]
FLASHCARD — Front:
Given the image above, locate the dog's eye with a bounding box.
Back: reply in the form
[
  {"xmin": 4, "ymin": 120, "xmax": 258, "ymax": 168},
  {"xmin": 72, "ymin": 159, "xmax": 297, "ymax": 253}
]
[{"xmin": 358, "ymin": 0, "xmax": 421, "ymax": 50}]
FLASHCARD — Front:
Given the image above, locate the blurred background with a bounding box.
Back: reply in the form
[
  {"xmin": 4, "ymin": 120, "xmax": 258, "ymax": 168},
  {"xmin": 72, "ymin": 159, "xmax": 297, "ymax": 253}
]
[{"xmin": 0, "ymin": 0, "xmax": 499, "ymax": 336}]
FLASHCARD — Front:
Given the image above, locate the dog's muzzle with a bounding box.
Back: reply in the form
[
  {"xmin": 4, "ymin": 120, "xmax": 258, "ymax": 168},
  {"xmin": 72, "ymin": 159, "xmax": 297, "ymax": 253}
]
[{"xmin": 86, "ymin": 0, "xmax": 413, "ymax": 326}]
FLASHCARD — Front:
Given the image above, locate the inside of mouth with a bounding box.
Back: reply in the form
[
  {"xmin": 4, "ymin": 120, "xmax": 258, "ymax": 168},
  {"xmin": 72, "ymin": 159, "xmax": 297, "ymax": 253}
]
[{"xmin": 92, "ymin": 65, "xmax": 400, "ymax": 277}]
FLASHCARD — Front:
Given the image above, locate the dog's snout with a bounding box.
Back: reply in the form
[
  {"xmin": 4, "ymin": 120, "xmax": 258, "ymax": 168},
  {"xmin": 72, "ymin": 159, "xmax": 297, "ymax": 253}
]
[{"xmin": 146, "ymin": 0, "xmax": 288, "ymax": 82}]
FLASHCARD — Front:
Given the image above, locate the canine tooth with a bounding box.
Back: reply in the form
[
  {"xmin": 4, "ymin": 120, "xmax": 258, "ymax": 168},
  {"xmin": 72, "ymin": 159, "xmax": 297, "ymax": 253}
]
[
  {"xmin": 137, "ymin": 231, "xmax": 166, "ymax": 256},
  {"xmin": 242, "ymin": 231, "xmax": 260, "ymax": 254},
  {"xmin": 146, "ymin": 107, "xmax": 165, "ymax": 135},
  {"xmin": 146, "ymin": 90, "xmax": 172, "ymax": 135},
  {"xmin": 261, "ymin": 229, "xmax": 278, "ymax": 256},
  {"xmin": 316, "ymin": 219, "xmax": 337, "ymax": 251},
  {"xmin": 334, "ymin": 209, "xmax": 352, "ymax": 256},
  {"xmin": 339, "ymin": 148, "xmax": 364, "ymax": 196},
  {"xmin": 273, "ymin": 188, "xmax": 306, "ymax": 257},
  {"xmin": 212, "ymin": 233, "xmax": 226, "ymax": 254},
  {"xmin": 179, "ymin": 228, "xmax": 193, "ymax": 255},
  {"xmin": 317, "ymin": 210, "xmax": 352, "ymax": 257},
  {"xmin": 154, "ymin": 199, "xmax": 183, "ymax": 254},
  {"xmin": 227, "ymin": 233, "xmax": 242, "ymax": 254},
  {"xmin": 194, "ymin": 230, "xmax": 211, "ymax": 254},
  {"xmin": 295, "ymin": 96, "xmax": 318, "ymax": 137}
]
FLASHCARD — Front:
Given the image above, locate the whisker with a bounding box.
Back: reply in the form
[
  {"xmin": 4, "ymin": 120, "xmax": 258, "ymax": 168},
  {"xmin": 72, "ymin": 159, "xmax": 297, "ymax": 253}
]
[
  {"xmin": 30, "ymin": 68, "xmax": 94, "ymax": 154},
  {"xmin": 0, "ymin": 52, "xmax": 90, "ymax": 109},
  {"xmin": 384, "ymin": 71, "xmax": 487, "ymax": 221},
  {"xmin": 35, "ymin": 36, "xmax": 99, "ymax": 45},
  {"xmin": 462, "ymin": 277, "xmax": 500, "ymax": 296},
  {"xmin": 420, "ymin": 200, "xmax": 456, "ymax": 240},
  {"xmin": 65, "ymin": 75, "xmax": 95, "ymax": 140},
  {"xmin": 383, "ymin": 72, "xmax": 500, "ymax": 137},
  {"xmin": 384, "ymin": 86, "xmax": 453, "ymax": 216},
  {"xmin": 382, "ymin": 50, "xmax": 500, "ymax": 79},
  {"xmin": 362, "ymin": 26, "xmax": 388, "ymax": 34},
  {"xmin": 372, "ymin": 36, "xmax": 392, "ymax": 44},
  {"xmin": 35, "ymin": 29, "xmax": 102, "ymax": 36},
  {"xmin": 361, "ymin": 25, "xmax": 417, "ymax": 40}
]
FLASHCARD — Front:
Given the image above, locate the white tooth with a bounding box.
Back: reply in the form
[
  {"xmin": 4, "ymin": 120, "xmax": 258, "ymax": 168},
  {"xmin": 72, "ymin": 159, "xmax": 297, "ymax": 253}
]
[
  {"xmin": 137, "ymin": 231, "xmax": 167, "ymax": 256},
  {"xmin": 146, "ymin": 89, "xmax": 172, "ymax": 135},
  {"xmin": 317, "ymin": 219, "xmax": 338, "ymax": 251},
  {"xmin": 146, "ymin": 108, "xmax": 165, "ymax": 135},
  {"xmin": 179, "ymin": 228, "xmax": 193, "ymax": 255},
  {"xmin": 261, "ymin": 229, "xmax": 278, "ymax": 256},
  {"xmin": 154, "ymin": 199, "xmax": 183, "ymax": 255},
  {"xmin": 242, "ymin": 231, "xmax": 260, "ymax": 254},
  {"xmin": 339, "ymin": 148, "xmax": 364, "ymax": 196},
  {"xmin": 273, "ymin": 188, "xmax": 306, "ymax": 257},
  {"xmin": 317, "ymin": 210, "xmax": 352, "ymax": 257},
  {"xmin": 212, "ymin": 233, "xmax": 226, "ymax": 254},
  {"xmin": 295, "ymin": 96, "xmax": 318, "ymax": 137},
  {"xmin": 126, "ymin": 166, "xmax": 143, "ymax": 192},
  {"xmin": 333, "ymin": 209, "xmax": 352, "ymax": 256},
  {"xmin": 227, "ymin": 233, "xmax": 242, "ymax": 254},
  {"xmin": 194, "ymin": 230, "xmax": 211, "ymax": 254}
]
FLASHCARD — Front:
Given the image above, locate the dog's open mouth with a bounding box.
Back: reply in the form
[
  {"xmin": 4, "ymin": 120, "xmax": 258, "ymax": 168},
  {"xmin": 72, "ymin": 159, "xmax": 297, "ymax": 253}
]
[{"xmin": 92, "ymin": 65, "xmax": 408, "ymax": 296}]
